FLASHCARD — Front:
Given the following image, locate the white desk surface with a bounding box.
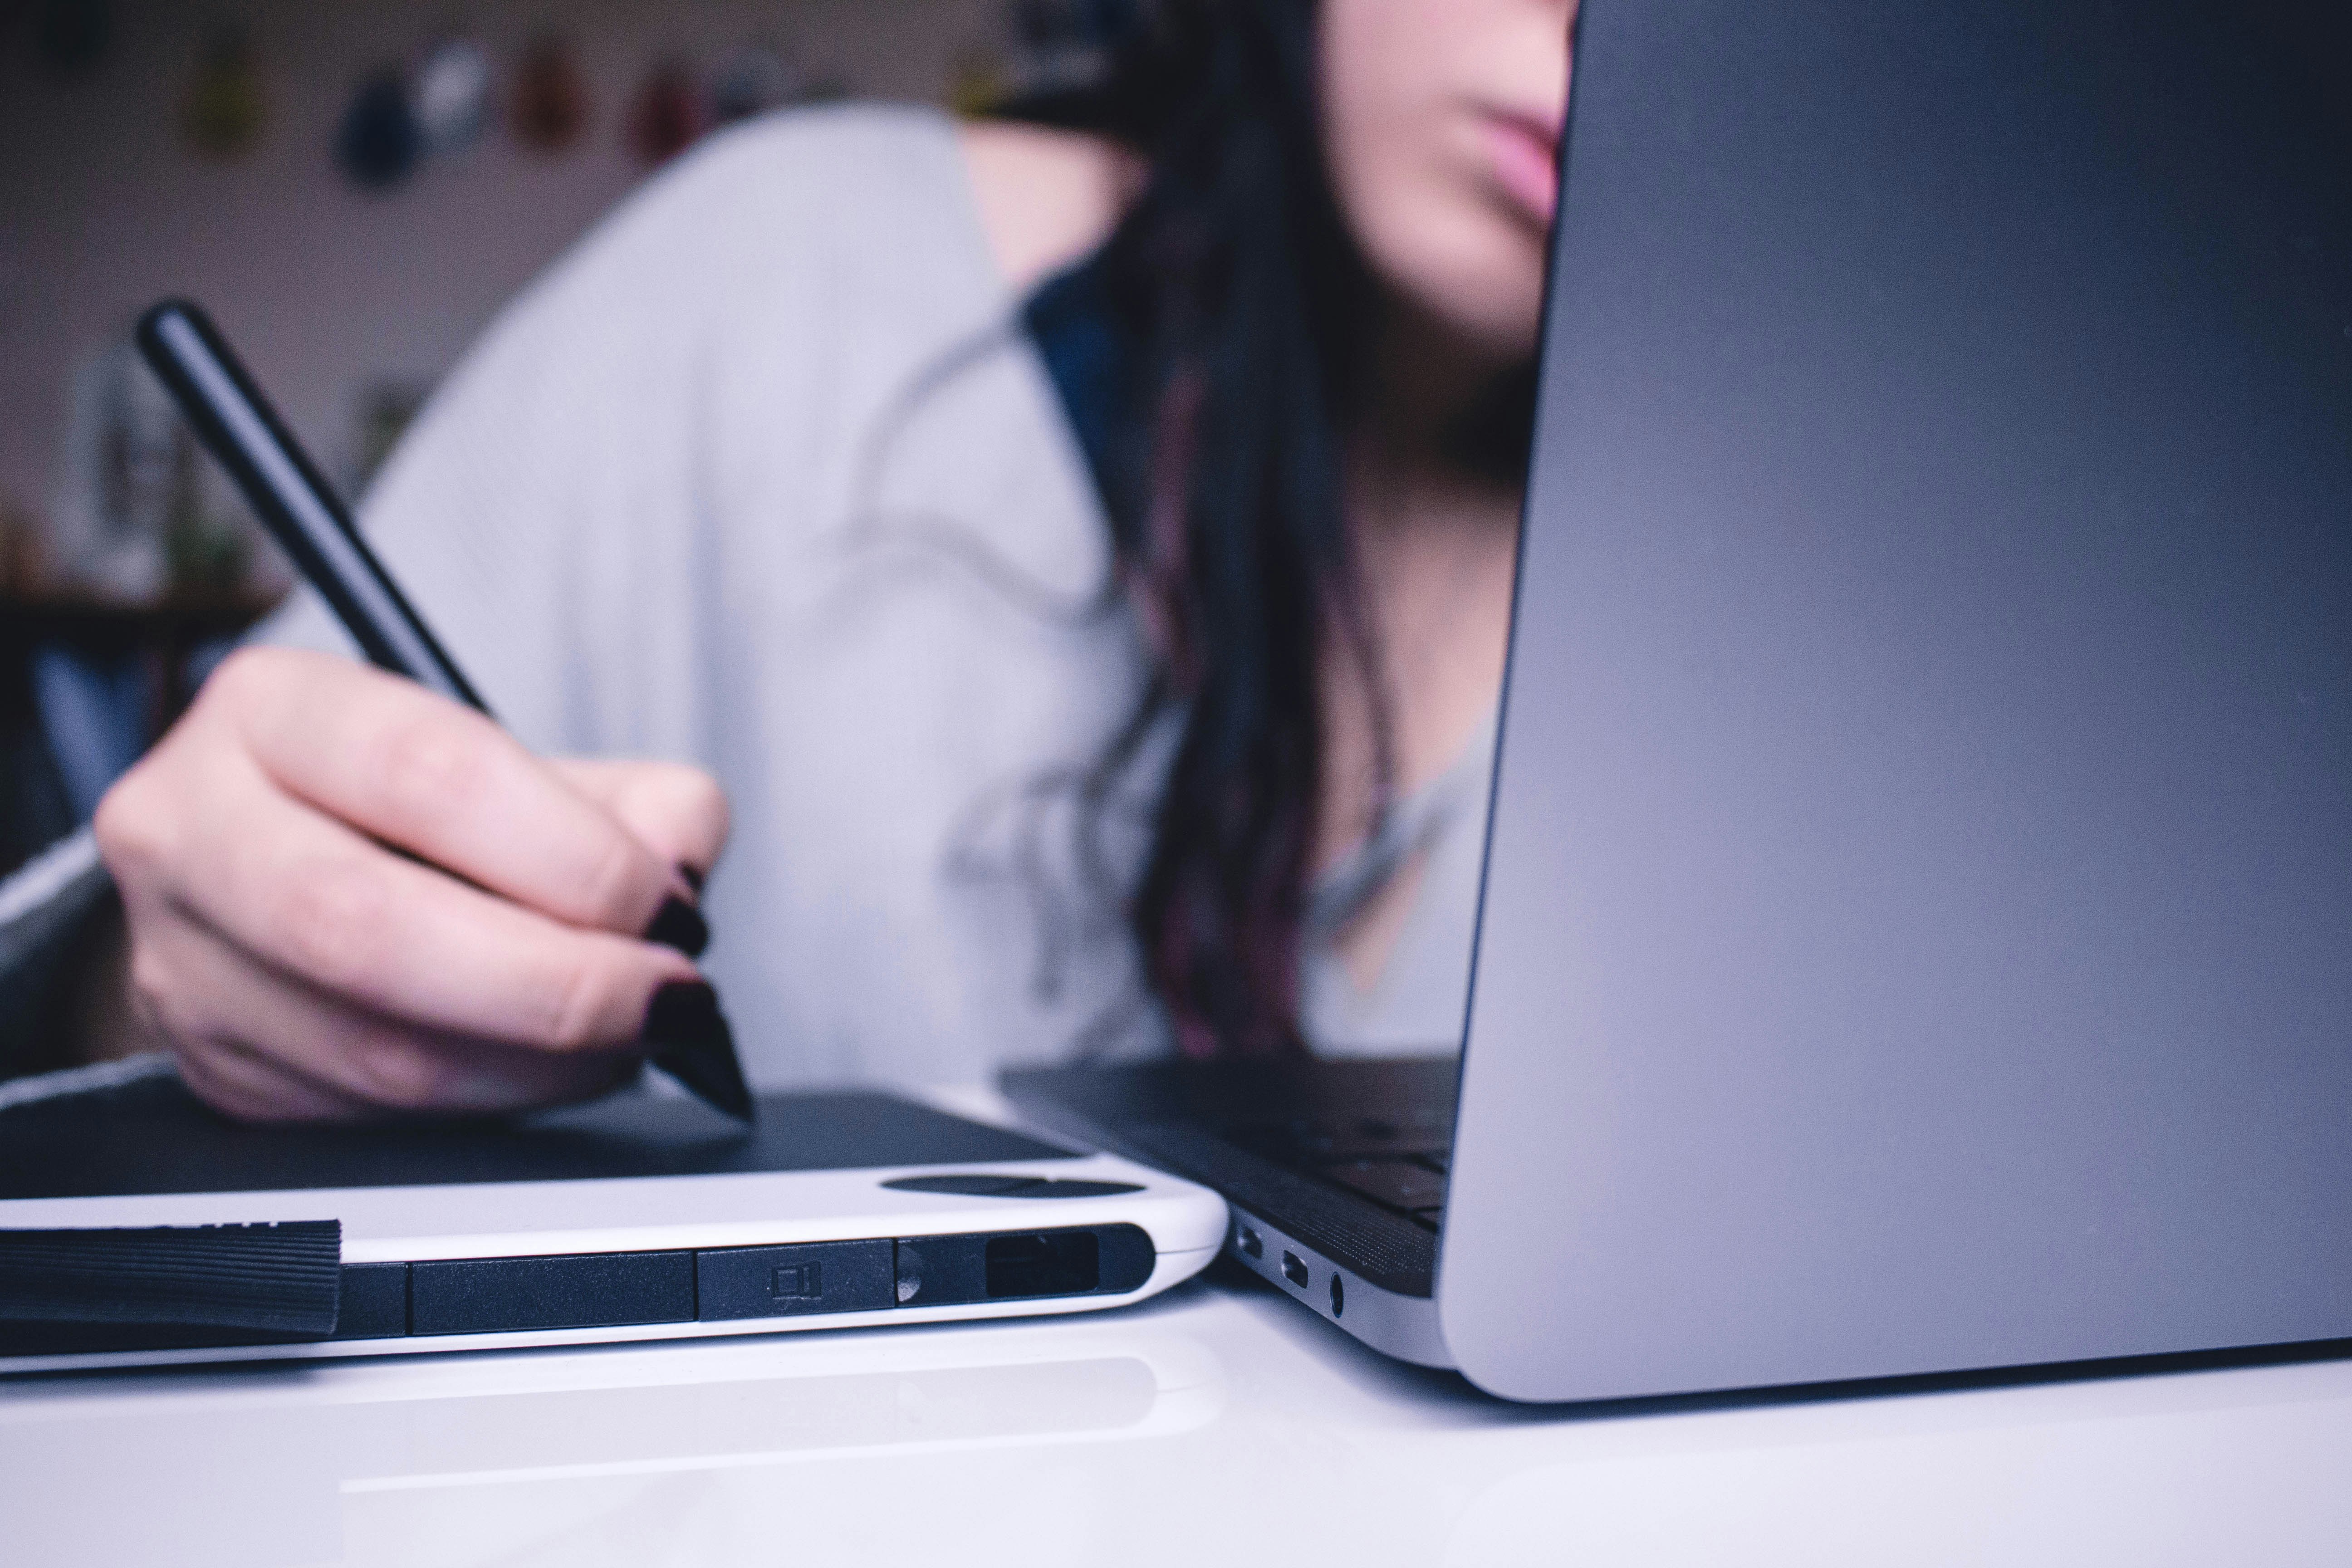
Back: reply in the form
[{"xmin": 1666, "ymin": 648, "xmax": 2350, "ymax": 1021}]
[{"xmin": 3, "ymin": 1264, "xmax": 2347, "ymax": 1568}]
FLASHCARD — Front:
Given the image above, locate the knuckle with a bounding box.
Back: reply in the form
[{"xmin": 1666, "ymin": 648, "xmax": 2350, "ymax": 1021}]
[
  {"xmin": 372, "ymin": 715, "xmax": 489, "ymax": 829},
  {"xmin": 125, "ymin": 941, "xmax": 192, "ymax": 1036},
  {"xmin": 273, "ymin": 860, "xmax": 392, "ymax": 993},
  {"xmin": 200, "ymin": 644, "xmax": 285, "ymax": 714},
  {"xmin": 91, "ymin": 769, "xmax": 163, "ymax": 867},
  {"xmin": 125, "ymin": 943, "xmax": 168, "ymax": 1004}
]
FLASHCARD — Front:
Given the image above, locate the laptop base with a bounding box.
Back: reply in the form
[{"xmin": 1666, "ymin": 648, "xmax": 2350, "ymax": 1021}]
[{"xmin": 1003, "ymin": 1055, "xmax": 1457, "ymax": 1366}]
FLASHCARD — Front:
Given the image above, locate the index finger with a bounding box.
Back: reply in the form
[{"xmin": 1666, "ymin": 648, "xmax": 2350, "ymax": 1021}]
[{"xmin": 210, "ymin": 647, "xmax": 686, "ymax": 939}]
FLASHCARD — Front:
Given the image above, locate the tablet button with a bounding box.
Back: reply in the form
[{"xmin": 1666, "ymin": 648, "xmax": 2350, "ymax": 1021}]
[
  {"xmin": 410, "ymin": 1252, "xmax": 693, "ymax": 1335},
  {"xmin": 697, "ymin": 1240, "xmax": 894, "ymax": 1319}
]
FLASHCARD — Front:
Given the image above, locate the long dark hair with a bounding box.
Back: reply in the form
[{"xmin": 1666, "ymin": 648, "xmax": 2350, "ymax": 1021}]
[{"xmin": 1047, "ymin": 0, "xmax": 1392, "ymax": 1058}]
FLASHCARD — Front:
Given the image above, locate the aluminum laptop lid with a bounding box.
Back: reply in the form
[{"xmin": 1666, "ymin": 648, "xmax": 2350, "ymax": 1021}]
[{"xmin": 1442, "ymin": 0, "xmax": 2352, "ymax": 1401}]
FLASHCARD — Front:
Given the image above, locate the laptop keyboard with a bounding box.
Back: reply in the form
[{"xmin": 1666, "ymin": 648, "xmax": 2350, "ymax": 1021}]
[{"xmin": 1225, "ymin": 1111, "xmax": 1454, "ymax": 1231}]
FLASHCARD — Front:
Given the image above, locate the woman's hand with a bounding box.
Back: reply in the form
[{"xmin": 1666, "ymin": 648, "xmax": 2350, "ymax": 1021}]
[{"xmin": 93, "ymin": 646, "xmax": 730, "ymax": 1122}]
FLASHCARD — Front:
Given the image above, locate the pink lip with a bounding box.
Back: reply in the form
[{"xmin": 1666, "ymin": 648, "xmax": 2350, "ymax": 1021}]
[{"xmin": 1480, "ymin": 111, "xmax": 1562, "ymax": 227}]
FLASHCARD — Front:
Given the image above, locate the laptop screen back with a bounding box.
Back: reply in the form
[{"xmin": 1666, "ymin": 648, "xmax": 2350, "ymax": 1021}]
[{"xmin": 1445, "ymin": 0, "xmax": 2352, "ymax": 1400}]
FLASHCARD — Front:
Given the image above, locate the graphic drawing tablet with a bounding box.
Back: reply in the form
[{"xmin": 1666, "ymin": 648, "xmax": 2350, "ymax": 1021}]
[{"xmin": 0, "ymin": 1064, "xmax": 1227, "ymax": 1373}]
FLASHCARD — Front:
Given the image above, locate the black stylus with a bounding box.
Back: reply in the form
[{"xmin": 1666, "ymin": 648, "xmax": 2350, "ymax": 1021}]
[{"xmin": 136, "ymin": 299, "xmax": 754, "ymax": 1123}]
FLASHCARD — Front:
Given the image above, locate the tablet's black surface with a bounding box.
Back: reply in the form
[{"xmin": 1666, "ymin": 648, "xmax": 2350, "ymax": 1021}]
[{"xmin": 0, "ymin": 1073, "xmax": 1078, "ymax": 1200}]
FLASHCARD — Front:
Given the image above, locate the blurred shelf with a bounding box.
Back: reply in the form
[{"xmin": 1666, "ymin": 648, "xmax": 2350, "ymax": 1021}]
[{"xmin": 0, "ymin": 591, "xmax": 285, "ymax": 652}]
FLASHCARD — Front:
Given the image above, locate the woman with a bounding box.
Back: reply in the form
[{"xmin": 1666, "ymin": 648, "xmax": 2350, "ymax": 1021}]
[{"xmin": 85, "ymin": 0, "xmax": 1574, "ymax": 1118}]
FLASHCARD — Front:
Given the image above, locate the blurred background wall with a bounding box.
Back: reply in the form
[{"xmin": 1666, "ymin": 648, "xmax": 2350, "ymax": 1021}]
[{"xmin": 0, "ymin": 0, "xmax": 1015, "ymax": 537}]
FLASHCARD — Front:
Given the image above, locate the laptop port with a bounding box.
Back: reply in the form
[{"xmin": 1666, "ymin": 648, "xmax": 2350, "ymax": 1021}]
[
  {"xmin": 1329, "ymin": 1273, "xmax": 1344, "ymax": 1318},
  {"xmin": 1237, "ymin": 1225, "xmax": 1263, "ymax": 1259},
  {"xmin": 1281, "ymin": 1251, "xmax": 1309, "ymax": 1289}
]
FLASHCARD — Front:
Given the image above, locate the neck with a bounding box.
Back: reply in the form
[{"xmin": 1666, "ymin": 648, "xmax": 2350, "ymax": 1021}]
[
  {"xmin": 1314, "ymin": 290, "xmax": 1529, "ymax": 933},
  {"xmin": 1352, "ymin": 289, "xmax": 1533, "ymax": 512}
]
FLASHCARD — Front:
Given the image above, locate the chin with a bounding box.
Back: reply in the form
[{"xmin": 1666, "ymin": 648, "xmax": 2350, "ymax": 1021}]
[
  {"xmin": 1357, "ymin": 183, "xmax": 1548, "ymax": 366},
  {"xmin": 1408, "ymin": 254, "xmax": 1546, "ymax": 365},
  {"xmin": 1450, "ymin": 291, "xmax": 1546, "ymax": 366}
]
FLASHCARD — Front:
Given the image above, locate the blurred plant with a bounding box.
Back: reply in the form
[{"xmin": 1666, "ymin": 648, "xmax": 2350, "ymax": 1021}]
[
  {"xmin": 947, "ymin": 44, "xmax": 1010, "ymax": 117},
  {"xmin": 181, "ymin": 24, "xmax": 267, "ymax": 162}
]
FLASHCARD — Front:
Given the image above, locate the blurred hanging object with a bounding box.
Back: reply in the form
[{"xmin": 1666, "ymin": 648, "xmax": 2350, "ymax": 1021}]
[
  {"xmin": 181, "ymin": 25, "xmax": 267, "ymax": 162},
  {"xmin": 625, "ymin": 57, "xmax": 704, "ymax": 168},
  {"xmin": 510, "ymin": 34, "xmax": 588, "ymax": 155},
  {"xmin": 708, "ymin": 44, "xmax": 801, "ymax": 126},
  {"xmin": 336, "ymin": 67, "xmax": 421, "ymax": 191},
  {"xmin": 30, "ymin": 0, "xmax": 110, "ymax": 78},
  {"xmin": 414, "ymin": 37, "xmax": 492, "ymax": 160}
]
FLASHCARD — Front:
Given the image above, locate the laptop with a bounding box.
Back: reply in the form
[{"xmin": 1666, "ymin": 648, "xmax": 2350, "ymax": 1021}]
[
  {"xmin": 1009, "ymin": 0, "xmax": 2352, "ymax": 1401},
  {"xmin": 0, "ymin": 1063, "xmax": 1226, "ymax": 1373}
]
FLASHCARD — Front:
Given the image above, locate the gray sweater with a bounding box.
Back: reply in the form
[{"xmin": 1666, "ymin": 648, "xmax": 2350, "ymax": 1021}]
[{"xmin": 2, "ymin": 106, "xmax": 1490, "ymax": 1089}]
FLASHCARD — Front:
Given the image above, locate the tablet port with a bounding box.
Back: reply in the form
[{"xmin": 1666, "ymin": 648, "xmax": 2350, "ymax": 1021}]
[
  {"xmin": 984, "ymin": 1231, "xmax": 1100, "ymax": 1298},
  {"xmin": 1281, "ymin": 1251, "xmax": 1308, "ymax": 1289},
  {"xmin": 1237, "ymin": 1225, "xmax": 1263, "ymax": 1259},
  {"xmin": 1329, "ymin": 1273, "xmax": 1344, "ymax": 1318}
]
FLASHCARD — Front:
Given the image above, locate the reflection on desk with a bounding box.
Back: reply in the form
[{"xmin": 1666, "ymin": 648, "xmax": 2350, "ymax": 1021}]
[
  {"xmin": 2, "ymin": 1270, "xmax": 2347, "ymax": 1567},
  {"xmin": 2, "ymin": 1310, "xmax": 1220, "ymax": 1566}
]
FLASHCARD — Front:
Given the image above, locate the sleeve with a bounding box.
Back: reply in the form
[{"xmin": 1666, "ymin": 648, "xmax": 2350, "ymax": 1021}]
[
  {"xmin": 251, "ymin": 104, "xmax": 959, "ymax": 767},
  {"xmin": 248, "ymin": 147, "xmax": 736, "ymax": 759}
]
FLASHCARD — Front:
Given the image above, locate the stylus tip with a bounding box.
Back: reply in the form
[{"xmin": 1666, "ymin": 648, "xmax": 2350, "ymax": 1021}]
[{"xmin": 643, "ymin": 980, "xmax": 756, "ymax": 1123}]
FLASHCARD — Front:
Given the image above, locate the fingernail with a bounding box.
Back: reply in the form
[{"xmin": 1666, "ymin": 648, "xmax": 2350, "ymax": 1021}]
[
  {"xmin": 644, "ymin": 895, "xmax": 709, "ymax": 958},
  {"xmin": 677, "ymin": 862, "xmax": 706, "ymax": 895}
]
